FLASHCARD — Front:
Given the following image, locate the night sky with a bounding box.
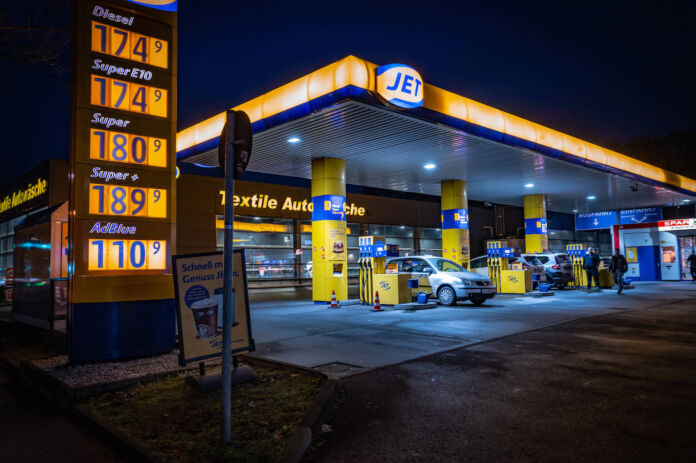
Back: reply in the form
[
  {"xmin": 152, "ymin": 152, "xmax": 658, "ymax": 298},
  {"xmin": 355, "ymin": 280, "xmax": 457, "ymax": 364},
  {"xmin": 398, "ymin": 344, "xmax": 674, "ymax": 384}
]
[{"xmin": 1, "ymin": 0, "xmax": 694, "ymax": 186}]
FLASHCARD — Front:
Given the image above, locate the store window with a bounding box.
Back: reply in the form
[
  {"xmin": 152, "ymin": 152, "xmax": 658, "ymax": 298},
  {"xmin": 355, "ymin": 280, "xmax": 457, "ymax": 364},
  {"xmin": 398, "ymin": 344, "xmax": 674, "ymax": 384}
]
[
  {"xmin": 366, "ymin": 224, "xmax": 414, "ymax": 256},
  {"xmin": 548, "ymin": 229, "xmax": 612, "ymax": 255},
  {"xmin": 419, "ymin": 227, "xmax": 442, "ymax": 256},
  {"xmin": 216, "ymin": 215, "xmax": 296, "ymax": 280},
  {"xmin": 0, "ymin": 214, "xmax": 32, "ymax": 269}
]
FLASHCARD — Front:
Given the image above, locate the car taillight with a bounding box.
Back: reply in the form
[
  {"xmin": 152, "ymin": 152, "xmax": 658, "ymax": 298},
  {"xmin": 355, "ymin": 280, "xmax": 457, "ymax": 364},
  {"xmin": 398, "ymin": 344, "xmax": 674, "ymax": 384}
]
[{"xmin": 552, "ymin": 264, "xmax": 560, "ymax": 270}]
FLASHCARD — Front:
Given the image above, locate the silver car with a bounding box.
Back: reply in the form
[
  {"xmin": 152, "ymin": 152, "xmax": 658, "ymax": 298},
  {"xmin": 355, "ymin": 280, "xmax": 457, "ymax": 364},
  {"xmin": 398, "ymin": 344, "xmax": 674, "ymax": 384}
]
[{"xmin": 387, "ymin": 256, "xmax": 496, "ymax": 306}]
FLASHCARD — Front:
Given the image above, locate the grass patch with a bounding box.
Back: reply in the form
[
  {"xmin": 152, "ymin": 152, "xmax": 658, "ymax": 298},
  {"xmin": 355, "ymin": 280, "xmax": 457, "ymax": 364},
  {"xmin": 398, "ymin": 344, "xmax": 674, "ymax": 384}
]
[{"xmin": 85, "ymin": 361, "xmax": 324, "ymax": 463}]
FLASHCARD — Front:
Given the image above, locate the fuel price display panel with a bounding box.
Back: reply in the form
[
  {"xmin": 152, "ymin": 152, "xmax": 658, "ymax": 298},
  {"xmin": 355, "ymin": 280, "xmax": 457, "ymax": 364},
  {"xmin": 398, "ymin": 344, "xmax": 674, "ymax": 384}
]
[{"xmin": 70, "ymin": 0, "xmax": 176, "ymax": 305}]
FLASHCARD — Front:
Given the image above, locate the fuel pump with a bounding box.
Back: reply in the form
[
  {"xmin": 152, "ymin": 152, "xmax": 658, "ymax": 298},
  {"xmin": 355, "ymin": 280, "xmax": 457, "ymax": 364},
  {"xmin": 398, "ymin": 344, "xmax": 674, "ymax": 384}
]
[
  {"xmin": 359, "ymin": 235, "xmax": 388, "ymax": 304},
  {"xmin": 566, "ymin": 244, "xmax": 587, "ymax": 288},
  {"xmin": 486, "ymin": 241, "xmax": 511, "ymax": 290},
  {"xmin": 359, "ymin": 235, "xmax": 400, "ymax": 304}
]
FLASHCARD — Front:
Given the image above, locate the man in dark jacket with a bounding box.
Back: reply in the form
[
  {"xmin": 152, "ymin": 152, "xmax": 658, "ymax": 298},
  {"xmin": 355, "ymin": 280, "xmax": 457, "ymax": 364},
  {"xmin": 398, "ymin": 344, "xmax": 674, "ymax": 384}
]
[
  {"xmin": 688, "ymin": 250, "xmax": 696, "ymax": 283},
  {"xmin": 609, "ymin": 248, "xmax": 629, "ymax": 294},
  {"xmin": 583, "ymin": 247, "xmax": 600, "ymax": 290}
]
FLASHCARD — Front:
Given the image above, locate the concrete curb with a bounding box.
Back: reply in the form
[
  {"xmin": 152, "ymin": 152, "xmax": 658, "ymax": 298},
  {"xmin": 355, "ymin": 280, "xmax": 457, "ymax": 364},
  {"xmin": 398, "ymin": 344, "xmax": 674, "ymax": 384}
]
[
  {"xmin": 523, "ymin": 291, "xmax": 556, "ymax": 297},
  {"xmin": 0, "ymin": 356, "xmax": 161, "ymax": 462},
  {"xmin": 281, "ymin": 377, "xmax": 341, "ymax": 463},
  {"xmin": 71, "ymin": 404, "xmax": 162, "ymax": 463}
]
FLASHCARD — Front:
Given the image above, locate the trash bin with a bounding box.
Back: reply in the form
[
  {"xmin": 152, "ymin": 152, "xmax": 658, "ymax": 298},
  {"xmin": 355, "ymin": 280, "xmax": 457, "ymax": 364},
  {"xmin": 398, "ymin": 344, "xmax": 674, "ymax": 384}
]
[
  {"xmin": 408, "ymin": 279, "xmax": 419, "ymax": 302},
  {"xmin": 417, "ymin": 291, "xmax": 429, "ymax": 304}
]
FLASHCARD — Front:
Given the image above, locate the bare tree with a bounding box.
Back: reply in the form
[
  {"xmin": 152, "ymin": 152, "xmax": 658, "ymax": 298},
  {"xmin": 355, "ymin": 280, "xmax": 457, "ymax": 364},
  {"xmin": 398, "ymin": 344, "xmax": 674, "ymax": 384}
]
[{"xmin": 0, "ymin": 0, "xmax": 71, "ymax": 84}]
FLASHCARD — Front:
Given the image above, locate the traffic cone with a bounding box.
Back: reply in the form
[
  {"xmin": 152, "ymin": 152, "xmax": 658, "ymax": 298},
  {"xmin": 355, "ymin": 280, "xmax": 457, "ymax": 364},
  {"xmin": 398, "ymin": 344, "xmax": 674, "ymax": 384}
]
[
  {"xmin": 371, "ymin": 291, "xmax": 383, "ymax": 312},
  {"xmin": 329, "ymin": 290, "xmax": 339, "ymax": 309}
]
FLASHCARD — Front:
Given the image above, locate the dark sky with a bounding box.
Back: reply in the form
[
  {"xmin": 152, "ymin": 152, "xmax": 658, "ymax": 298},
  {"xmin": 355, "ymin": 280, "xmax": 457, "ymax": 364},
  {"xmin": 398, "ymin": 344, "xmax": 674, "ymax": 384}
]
[{"xmin": 1, "ymin": 0, "xmax": 695, "ymax": 186}]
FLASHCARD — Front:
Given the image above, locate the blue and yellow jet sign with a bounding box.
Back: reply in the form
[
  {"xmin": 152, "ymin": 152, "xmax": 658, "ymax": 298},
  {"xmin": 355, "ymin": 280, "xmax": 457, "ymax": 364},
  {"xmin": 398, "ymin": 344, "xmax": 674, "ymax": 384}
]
[
  {"xmin": 376, "ymin": 64, "xmax": 423, "ymax": 109},
  {"xmin": 127, "ymin": 0, "xmax": 177, "ymax": 11},
  {"xmin": 312, "ymin": 195, "xmax": 346, "ymax": 221},
  {"xmin": 525, "ymin": 218, "xmax": 548, "ymax": 234},
  {"xmin": 441, "ymin": 208, "xmax": 469, "ymax": 229}
]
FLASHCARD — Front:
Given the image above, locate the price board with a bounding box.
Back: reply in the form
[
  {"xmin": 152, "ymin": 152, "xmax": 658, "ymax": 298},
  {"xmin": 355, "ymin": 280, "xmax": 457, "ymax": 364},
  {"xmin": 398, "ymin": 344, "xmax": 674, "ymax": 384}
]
[{"xmin": 69, "ymin": 0, "xmax": 177, "ymax": 362}]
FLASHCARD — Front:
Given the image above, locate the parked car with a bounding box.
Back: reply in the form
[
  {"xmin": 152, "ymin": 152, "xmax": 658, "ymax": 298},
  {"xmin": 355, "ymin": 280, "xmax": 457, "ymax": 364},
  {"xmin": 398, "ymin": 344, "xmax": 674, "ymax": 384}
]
[
  {"xmin": 386, "ymin": 256, "xmax": 496, "ymax": 306},
  {"xmin": 468, "ymin": 255, "xmax": 544, "ymax": 285},
  {"xmin": 513, "ymin": 256, "xmax": 546, "ymax": 284},
  {"xmin": 521, "ymin": 252, "xmax": 574, "ymax": 288},
  {"xmin": 468, "ymin": 255, "xmax": 490, "ymax": 277}
]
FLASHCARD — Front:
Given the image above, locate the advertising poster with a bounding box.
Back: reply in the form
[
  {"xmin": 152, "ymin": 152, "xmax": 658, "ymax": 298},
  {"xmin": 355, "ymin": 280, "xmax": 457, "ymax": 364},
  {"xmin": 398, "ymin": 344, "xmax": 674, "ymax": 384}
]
[
  {"xmin": 330, "ymin": 227, "xmax": 346, "ymax": 261},
  {"xmin": 173, "ymin": 250, "xmax": 253, "ymax": 364}
]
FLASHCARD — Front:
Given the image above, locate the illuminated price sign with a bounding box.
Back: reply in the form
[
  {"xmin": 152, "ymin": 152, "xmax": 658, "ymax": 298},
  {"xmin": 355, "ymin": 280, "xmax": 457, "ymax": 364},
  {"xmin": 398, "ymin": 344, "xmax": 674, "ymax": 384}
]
[
  {"xmin": 89, "ymin": 184, "xmax": 167, "ymax": 218},
  {"xmin": 90, "ymin": 129, "xmax": 167, "ymax": 167},
  {"xmin": 91, "ymin": 74, "xmax": 167, "ymax": 117},
  {"xmin": 88, "ymin": 238, "xmax": 167, "ymax": 270},
  {"xmin": 91, "ymin": 21, "xmax": 168, "ymax": 69},
  {"xmin": 70, "ymin": 0, "xmax": 177, "ymax": 346}
]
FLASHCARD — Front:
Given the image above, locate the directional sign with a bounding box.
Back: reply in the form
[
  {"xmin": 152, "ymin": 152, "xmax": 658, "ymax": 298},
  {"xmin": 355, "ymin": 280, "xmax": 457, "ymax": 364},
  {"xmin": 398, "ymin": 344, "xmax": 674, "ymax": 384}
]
[
  {"xmin": 575, "ymin": 211, "xmax": 618, "ymax": 230},
  {"xmin": 619, "ymin": 207, "xmax": 662, "ymax": 224}
]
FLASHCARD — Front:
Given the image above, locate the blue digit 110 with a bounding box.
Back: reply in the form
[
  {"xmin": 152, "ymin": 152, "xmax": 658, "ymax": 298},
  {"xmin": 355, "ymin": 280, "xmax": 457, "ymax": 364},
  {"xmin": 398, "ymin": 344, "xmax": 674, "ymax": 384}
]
[{"xmin": 89, "ymin": 239, "xmax": 161, "ymax": 270}]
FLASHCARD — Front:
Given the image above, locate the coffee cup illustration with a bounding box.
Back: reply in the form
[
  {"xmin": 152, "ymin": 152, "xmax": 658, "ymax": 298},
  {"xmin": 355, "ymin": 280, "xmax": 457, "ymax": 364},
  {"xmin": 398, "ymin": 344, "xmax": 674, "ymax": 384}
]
[{"xmin": 189, "ymin": 298, "xmax": 219, "ymax": 339}]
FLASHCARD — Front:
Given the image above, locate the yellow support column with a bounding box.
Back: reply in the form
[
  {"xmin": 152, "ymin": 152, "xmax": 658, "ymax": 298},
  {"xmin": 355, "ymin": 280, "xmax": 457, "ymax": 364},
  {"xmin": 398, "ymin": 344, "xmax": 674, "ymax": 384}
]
[
  {"xmin": 441, "ymin": 180, "xmax": 470, "ymax": 267},
  {"xmin": 311, "ymin": 158, "xmax": 347, "ymax": 302},
  {"xmin": 524, "ymin": 194, "xmax": 548, "ymax": 254}
]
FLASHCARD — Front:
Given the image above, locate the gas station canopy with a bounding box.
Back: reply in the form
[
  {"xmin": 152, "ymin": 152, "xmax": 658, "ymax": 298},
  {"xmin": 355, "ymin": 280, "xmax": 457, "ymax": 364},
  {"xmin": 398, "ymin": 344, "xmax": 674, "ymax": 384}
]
[{"xmin": 176, "ymin": 56, "xmax": 696, "ymax": 213}]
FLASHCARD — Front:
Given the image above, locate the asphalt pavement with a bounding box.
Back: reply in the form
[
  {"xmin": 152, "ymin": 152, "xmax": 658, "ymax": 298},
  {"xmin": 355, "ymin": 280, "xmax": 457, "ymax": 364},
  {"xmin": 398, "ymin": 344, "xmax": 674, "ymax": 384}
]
[
  {"xmin": 308, "ymin": 284, "xmax": 696, "ymax": 462},
  {"xmin": 0, "ymin": 370, "xmax": 123, "ymax": 463},
  {"xmin": 249, "ymin": 282, "xmax": 694, "ymax": 375}
]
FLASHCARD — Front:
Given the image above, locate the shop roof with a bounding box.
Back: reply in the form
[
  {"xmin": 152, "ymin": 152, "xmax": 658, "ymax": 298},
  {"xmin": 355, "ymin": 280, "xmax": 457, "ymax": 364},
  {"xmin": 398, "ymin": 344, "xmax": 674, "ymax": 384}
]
[{"xmin": 176, "ymin": 56, "xmax": 695, "ymax": 213}]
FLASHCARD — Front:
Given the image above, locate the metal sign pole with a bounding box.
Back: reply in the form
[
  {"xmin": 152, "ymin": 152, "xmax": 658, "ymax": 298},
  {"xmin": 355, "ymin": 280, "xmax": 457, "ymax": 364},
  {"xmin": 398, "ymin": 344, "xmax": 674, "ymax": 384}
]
[{"xmin": 221, "ymin": 109, "xmax": 236, "ymax": 444}]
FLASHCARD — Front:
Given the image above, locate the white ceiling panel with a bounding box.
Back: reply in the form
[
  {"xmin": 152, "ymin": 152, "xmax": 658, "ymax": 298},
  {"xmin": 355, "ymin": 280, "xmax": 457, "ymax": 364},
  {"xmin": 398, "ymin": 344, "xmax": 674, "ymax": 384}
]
[{"xmin": 182, "ymin": 100, "xmax": 693, "ymax": 214}]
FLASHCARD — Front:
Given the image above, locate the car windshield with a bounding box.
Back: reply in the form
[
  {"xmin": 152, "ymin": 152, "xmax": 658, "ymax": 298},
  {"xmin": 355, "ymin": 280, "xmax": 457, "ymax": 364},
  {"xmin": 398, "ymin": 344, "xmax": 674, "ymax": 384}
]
[
  {"xmin": 556, "ymin": 254, "xmax": 569, "ymax": 263},
  {"xmin": 429, "ymin": 258, "xmax": 464, "ymax": 272}
]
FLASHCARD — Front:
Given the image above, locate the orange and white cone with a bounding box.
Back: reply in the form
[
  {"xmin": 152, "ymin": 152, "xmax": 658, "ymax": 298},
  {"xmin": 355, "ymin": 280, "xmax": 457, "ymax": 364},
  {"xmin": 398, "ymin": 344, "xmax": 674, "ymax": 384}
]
[
  {"xmin": 371, "ymin": 291, "xmax": 383, "ymax": 312},
  {"xmin": 329, "ymin": 290, "xmax": 339, "ymax": 308}
]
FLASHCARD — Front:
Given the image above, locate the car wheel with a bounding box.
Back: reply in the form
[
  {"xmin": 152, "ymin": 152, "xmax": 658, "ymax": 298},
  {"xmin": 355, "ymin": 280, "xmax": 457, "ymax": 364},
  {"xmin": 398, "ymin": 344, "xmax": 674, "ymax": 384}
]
[
  {"xmin": 437, "ymin": 285, "xmax": 457, "ymax": 306},
  {"xmin": 469, "ymin": 295, "xmax": 486, "ymax": 306}
]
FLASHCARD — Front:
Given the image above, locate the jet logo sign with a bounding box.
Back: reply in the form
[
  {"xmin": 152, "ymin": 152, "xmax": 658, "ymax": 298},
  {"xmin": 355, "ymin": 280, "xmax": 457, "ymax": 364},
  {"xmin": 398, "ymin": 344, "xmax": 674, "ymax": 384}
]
[
  {"xmin": 376, "ymin": 64, "xmax": 423, "ymax": 109},
  {"xmin": 127, "ymin": 0, "xmax": 178, "ymax": 11}
]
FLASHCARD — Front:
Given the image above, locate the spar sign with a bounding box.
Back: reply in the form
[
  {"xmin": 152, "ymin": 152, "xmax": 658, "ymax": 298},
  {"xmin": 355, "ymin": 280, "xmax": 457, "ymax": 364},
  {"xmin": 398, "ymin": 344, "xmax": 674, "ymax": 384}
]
[{"xmin": 657, "ymin": 218, "xmax": 696, "ymax": 231}]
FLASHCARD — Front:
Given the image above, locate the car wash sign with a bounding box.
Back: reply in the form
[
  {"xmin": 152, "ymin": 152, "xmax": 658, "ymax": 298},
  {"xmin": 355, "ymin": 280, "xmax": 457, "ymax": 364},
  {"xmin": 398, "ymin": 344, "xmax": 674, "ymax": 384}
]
[
  {"xmin": 575, "ymin": 211, "xmax": 618, "ymax": 230},
  {"xmin": 376, "ymin": 64, "xmax": 423, "ymax": 109}
]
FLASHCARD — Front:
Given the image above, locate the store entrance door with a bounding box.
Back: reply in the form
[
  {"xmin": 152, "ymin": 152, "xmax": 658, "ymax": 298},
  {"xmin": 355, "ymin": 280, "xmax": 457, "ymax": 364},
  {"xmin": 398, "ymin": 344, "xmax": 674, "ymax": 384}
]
[
  {"xmin": 637, "ymin": 246, "xmax": 661, "ymax": 281},
  {"xmin": 678, "ymin": 236, "xmax": 696, "ymax": 281},
  {"xmin": 660, "ymin": 245, "xmax": 680, "ymax": 280}
]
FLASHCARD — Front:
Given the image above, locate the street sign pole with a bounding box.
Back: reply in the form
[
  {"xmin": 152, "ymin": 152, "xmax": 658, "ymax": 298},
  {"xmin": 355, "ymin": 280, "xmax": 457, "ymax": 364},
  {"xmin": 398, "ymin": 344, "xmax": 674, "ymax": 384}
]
[{"xmin": 221, "ymin": 109, "xmax": 236, "ymax": 444}]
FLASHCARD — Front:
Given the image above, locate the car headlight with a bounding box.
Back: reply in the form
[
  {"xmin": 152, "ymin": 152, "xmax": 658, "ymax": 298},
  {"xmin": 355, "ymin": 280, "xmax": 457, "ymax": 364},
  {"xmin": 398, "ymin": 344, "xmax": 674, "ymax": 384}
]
[{"xmin": 460, "ymin": 278, "xmax": 473, "ymax": 286}]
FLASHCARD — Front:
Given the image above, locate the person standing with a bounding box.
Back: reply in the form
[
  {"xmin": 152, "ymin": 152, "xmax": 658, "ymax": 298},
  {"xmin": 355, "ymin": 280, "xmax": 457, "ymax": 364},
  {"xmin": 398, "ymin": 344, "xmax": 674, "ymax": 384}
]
[
  {"xmin": 583, "ymin": 247, "xmax": 600, "ymax": 290},
  {"xmin": 687, "ymin": 250, "xmax": 696, "ymax": 283},
  {"xmin": 609, "ymin": 248, "xmax": 628, "ymax": 294}
]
